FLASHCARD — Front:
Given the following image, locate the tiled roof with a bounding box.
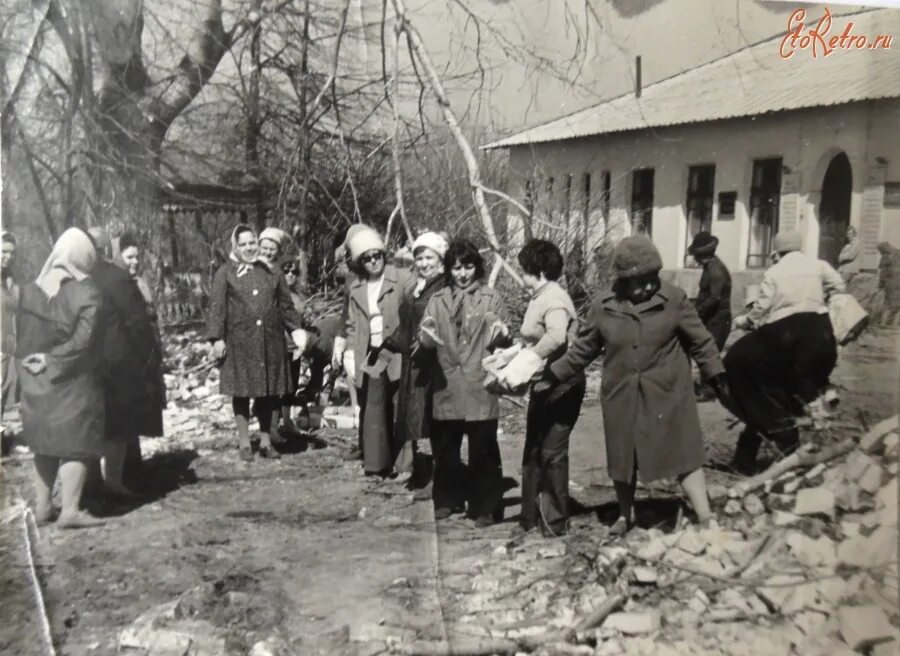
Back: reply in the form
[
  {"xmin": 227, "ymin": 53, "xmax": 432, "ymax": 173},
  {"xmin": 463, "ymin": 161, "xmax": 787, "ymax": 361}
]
[{"xmin": 483, "ymin": 9, "xmax": 900, "ymax": 149}]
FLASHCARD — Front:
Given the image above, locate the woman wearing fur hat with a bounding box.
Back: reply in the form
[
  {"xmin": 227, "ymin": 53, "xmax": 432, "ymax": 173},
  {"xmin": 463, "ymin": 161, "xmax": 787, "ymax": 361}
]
[
  {"xmin": 382, "ymin": 231, "xmax": 449, "ymax": 487},
  {"xmin": 207, "ymin": 225, "xmax": 306, "ymax": 461},
  {"xmin": 540, "ymin": 236, "xmax": 726, "ymax": 532},
  {"xmin": 726, "ymin": 231, "xmax": 845, "ymax": 473},
  {"xmin": 342, "ymin": 224, "xmax": 411, "ymax": 475}
]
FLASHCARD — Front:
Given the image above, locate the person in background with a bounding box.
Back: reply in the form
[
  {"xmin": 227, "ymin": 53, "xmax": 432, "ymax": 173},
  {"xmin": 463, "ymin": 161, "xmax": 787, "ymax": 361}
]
[
  {"xmin": 382, "ymin": 231, "xmax": 449, "ymax": 488},
  {"xmin": 342, "ymin": 225, "xmax": 409, "ymax": 476},
  {"xmin": 727, "ymin": 231, "xmax": 844, "ymax": 474},
  {"xmin": 280, "ymin": 256, "xmax": 309, "ymax": 435},
  {"xmin": 876, "ymin": 241, "xmax": 900, "ymax": 326},
  {"xmin": 687, "ymin": 231, "xmax": 732, "ymax": 401},
  {"xmin": 540, "ymin": 236, "xmax": 726, "ymax": 533},
  {"xmin": 207, "ymin": 225, "xmax": 306, "ymax": 461},
  {"xmin": 418, "ymin": 239, "xmax": 511, "ymax": 527},
  {"xmin": 838, "ymin": 226, "xmax": 860, "ymax": 283},
  {"xmin": 496, "ymin": 239, "xmax": 585, "ymax": 538},
  {"xmin": 17, "ymin": 228, "xmax": 105, "ymax": 527},
  {"xmin": 88, "ymin": 231, "xmax": 165, "ymax": 495},
  {"xmin": 1, "ymin": 231, "xmax": 19, "ymax": 434},
  {"xmin": 258, "ymin": 227, "xmax": 290, "ymax": 267}
]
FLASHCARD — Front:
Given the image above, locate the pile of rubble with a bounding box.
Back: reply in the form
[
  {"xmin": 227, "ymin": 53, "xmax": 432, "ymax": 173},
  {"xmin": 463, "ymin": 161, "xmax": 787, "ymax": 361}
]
[{"xmin": 391, "ymin": 416, "xmax": 898, "ymax": 656}]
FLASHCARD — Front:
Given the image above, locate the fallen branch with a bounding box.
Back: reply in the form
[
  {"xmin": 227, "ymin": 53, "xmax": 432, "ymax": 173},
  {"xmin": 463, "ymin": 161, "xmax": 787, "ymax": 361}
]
[
  {"xmin": 574, "ymin": 591, "xmax": 627, "ymax": 632},
  {"xmin": 728, "ymin": 440, "xmax": 854, "ymax": 498}
]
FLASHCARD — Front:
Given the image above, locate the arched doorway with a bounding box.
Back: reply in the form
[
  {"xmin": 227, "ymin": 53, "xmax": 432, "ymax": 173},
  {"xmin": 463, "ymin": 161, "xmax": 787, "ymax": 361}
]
[{"xmin": 818, "ymin": 152, "xmax": 852, "ymax": 266}]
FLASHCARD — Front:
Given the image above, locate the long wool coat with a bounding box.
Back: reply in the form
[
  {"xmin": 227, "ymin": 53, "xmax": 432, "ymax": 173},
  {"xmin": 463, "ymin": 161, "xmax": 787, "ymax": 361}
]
[
  {"xmin": 550, "ymin": 281, "xmax": 724, "ymax": 483},
  {"xmin": 16, "ymin": 280, "xmax": 106, "ymax": 459},
  {"xmin": 422, "ymin": 283, "xmax": 509, "ymax": 422},
  {"xmin": 383, "ymin": 275, "xmax": 446, "ymax": 442},
  {"xmin": 207, "ymin": 262, "xmax": 301, "ymax": 398},
  {"xmin": 344, "ymin": 265, "xmax": 410, "ymax": 388},
  {"xmin": 92, "ymin": 259, "xmax": 164, "ymax": 437}
]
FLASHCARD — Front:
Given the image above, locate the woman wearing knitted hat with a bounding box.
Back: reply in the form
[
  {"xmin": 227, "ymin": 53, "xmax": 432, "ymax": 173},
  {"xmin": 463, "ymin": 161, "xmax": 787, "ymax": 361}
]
[
  {"xmin": 382, "ymin": 231, "xmax": 449, "ymax": 488},
  {"xmin": 342, "ymin": 224, "xmax": 412, "ymax": 475},
  {"xmin": 726, "ymin": 231, "xmax": 845, "ymax": 473},
  {"xmin": 539, "ymin": 236, "xmax": 728, "ymax": 532}
]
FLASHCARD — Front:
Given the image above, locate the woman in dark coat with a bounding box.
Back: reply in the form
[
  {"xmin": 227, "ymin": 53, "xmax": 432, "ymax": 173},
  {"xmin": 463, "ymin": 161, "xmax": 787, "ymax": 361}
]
[
  {"xmin": 90, "ymin": 231, "xmax": 165, "ymax": 494},
  {"xmin": 17, "ymin": 228, "xmax": 105, "ymax": 528},
  {"xmin": 418, "ymin": 239, "xmax": 511, "ymax": 527},
  {"xmin": 382, "ymin": 231, "xmax": 448, "ymax": 488},
  {"xmin": 207, "ymin": 226, "xmax": 305, "ymax": 461},
  {"xmin": 542, "ymin": 237, "xmax": 728, "ymax": 533},
  {"xmin": 688, "ymin": 231, "xmax": 732, "ymax": 351}
]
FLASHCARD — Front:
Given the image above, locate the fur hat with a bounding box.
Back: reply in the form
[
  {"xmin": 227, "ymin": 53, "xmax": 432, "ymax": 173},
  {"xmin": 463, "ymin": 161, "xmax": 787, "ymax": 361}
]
[
  {"xmin": 347, "ymin": 225, "xmax": 385, "ymax": 260},
  {"xmin": 412, "ymin": 231, "xmax": 449, "ymax": 259},
  {"xmin": 687, "ymin": 231, "xmax": 718, "ymax": 256},
  {"xmin": 771, "ymin": 231, "xmax": 802, "ymax": 254},
  {"xmin": 613, "ymin": 236, "xmax": 663, "ymax": 278}
]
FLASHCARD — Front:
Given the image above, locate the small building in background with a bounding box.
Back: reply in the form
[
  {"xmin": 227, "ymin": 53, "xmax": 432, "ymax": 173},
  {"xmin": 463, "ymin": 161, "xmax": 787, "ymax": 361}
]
[{"xmin": 483, "ymin": 8, "xmax": 900, "ymax": 302}]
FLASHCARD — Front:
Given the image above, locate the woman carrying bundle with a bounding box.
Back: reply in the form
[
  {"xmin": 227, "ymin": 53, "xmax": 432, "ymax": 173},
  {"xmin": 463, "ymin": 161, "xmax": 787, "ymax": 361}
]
[{"xmin": 207, "ymin": 225, "xmax": 306, "ymax": 461}]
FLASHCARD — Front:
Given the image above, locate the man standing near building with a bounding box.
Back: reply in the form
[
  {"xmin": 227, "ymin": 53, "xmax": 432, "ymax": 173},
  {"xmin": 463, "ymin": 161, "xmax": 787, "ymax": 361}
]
[{"xmin": 688, "ymin": 231, "xmax": 732, "ymax": 400}]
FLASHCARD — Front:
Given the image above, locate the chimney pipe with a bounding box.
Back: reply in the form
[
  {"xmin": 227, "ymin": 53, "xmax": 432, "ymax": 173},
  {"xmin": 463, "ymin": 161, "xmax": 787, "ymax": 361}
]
[{"xmin": 635, "ymin": 55, "xmax": 642, "ymax": 98}]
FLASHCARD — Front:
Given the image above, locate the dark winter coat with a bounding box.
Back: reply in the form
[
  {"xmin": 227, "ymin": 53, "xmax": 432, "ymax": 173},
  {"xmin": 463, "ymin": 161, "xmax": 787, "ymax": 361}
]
[
  {"xmin": 92, "ymin": 259, "xmax": 164, "ymax": 437},
  {"xmin": 550, "ymin": 281, "xmax": 724, "ymax": 483},
  {"xmin": 383, "ymin": 275, "xmax": 446, "ymax": 442},
  {"xmin": 344, "ymin": 265, "xmax": 411, "ymax": 388},
  {"xmin": 421, "ymin": 283, "xmax": 510, "ymax": 422},
  {"xmin": 16, "ymin": 280, "xmax": 106, "ymax": 459},
  {"xmin": 207, "ymin": 262, "xmax": 301, "ymax": 398},
  {"xmin": 694, "ymin": 255, "xmax": 732, "ymax": 350}
]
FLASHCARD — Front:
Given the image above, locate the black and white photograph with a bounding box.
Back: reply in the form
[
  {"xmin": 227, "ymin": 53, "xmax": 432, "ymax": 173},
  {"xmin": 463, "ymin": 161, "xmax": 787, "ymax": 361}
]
[{"xmin": 1, "ymin": 0, "xmax": 898, "ymax": 654}]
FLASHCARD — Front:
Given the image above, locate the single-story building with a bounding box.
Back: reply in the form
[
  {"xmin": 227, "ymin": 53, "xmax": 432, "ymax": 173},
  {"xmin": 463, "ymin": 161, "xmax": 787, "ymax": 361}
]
[{"xmin": 483, "ymin": 8, "xmax": 900, "ymax": 301}]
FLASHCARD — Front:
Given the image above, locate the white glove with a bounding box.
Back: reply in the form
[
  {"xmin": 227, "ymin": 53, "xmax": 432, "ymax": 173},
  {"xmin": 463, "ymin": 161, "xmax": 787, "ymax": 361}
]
[
  {"xmin": 291, "ymin": 329, "xmax": 309, "ymax": 354},
  {"xmin": 732, "ymin": 314, "xmax": 750, "ymax": 330},
  {"xmin": 497, "ymin": 348, "xmax": 544, "ymax": 390},
  {"xmin": 342, "ymin": 349, "xmax": 356, "ymax": 381},
  {"xmin": 332, "ymin": 336, "xmax": 346, "ymax": 370}
]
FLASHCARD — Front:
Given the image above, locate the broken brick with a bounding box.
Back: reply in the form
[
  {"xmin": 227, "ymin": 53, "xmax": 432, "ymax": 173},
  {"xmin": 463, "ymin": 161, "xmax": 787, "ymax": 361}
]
[
  {"xmin": 794, "ymin": 487, "xmax": 835, "ymax": 520},
  {"xmin": 602, "ymin": 611, "xmax": 661, "ymax": 635},
  {"xmin": 838, "ymin": 605, "xmax": 897, "ymax": 651}
]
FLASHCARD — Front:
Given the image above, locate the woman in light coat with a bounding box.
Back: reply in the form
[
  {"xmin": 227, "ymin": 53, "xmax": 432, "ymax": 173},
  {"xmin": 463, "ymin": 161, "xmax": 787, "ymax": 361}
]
[
  {"xmin": 542, "ymin": 237, "xmax": 726, "ymax": 533},
  {"xmin": 17, "ymin": 228, "xmax": 106, "ymax": 527}
]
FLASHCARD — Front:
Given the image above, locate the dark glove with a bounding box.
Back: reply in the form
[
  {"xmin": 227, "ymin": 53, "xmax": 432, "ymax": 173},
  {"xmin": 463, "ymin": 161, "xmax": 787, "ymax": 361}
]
[
  {"xmin": 532, "ymin": 368, "xmax": 559, "ymax": 395},
  {"xmin": 709, "ymin": 373, "xmax": 734, "ymax": 412}
]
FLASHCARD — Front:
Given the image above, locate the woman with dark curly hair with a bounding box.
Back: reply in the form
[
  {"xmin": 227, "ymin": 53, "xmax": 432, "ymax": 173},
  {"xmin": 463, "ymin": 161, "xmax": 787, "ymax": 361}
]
[
  {"xmin": 495, "ymin": 239, "xmax": 585, "ymax": 537},
  {"xmin": 418, "ymin": 239, "xmax": 511, "ymax": 527}
]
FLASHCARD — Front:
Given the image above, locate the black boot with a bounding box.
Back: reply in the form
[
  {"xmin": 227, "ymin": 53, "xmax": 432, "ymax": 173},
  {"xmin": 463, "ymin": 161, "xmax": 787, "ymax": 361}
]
[{"xmin": 731, "ymin": 428, "xmax": 761, "ymax": 475}]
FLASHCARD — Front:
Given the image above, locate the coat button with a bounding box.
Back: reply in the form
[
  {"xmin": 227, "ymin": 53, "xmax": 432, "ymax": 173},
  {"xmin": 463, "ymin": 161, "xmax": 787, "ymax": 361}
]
[
  {"xmin": 256, "ymin": 319, "xmax": 262, "ymax": 326},
  {"xmin": 252, "ymin": 289, "xmax": 259, "ymax": 296}
]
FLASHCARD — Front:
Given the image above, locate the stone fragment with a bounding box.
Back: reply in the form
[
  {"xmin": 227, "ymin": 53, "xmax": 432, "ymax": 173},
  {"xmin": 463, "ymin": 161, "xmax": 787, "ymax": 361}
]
[
  {"xmin": 724, "ymin": 499, "xmax": 742, "ymax": 516},
  {"xmin": 632, "ymin": 566, "xmax": 658, "ymax": 584},
  {"xmin": 883, "ymin": 433, "xmax": 899, "ymax": 457},
  {"xmin": 717, "ymin": 588, "xmax": 754, "ymax": 615},
  {"xmin": 859, "ymin": 416, "xmax": 899, "ymax": 453},
  {"xmin": 794, "ymin": 487, "xmax": 835, "ymax": 520},
  {"xmin": 492, "ymin": 545, "xmax": 508, "ymax": 557},
  {"xmin": 594, "ymin": 639, "xmax": 625, "ymax": 656},
  {"xmin": 773, "ymin": 511, "xmax": 801, "ymax": 527},
  {"xmin": 676, "ymin": 530, "xmax": 706, "ymax": 556},
  {"xmin": 846, "ymin": 452, "xmax": 879, "ymax": 481},
  {"xmin": 784, "ymin": 478, "xmax": 801, "ymax": 494},
  {"xmin": 838, "ymin": 525, "xmax": 897, "ymax": 568},
  {"xmin": 837, "ymin": 605, "xmax": 897, "ymax": 651},
  {"xmin": 602, "ymin": 611, "xmax": 661, "ymax": 635},
  {"xmin": 538, "ymin": 543, "xmax": 566, "ymax": 559},
  {"xmin": 597, "ymin": 546, "xmax": 628, "ymax": 567},
  {"xmin": 859, "ymin": 464, "xmax": 884, "ymax": 495},
  {"xmin": 804, "ymin": 463, "xmax": 827, "ymax": 480},
  {"xmin": 743, "ymin": 494, "xmax": 765, "ymax": 516},
  {"xmin": 841, "ymin": 521, "xmax": 861, "ymax": 538},
  {"xmin": 249, "ymin": 636, "xmax": 292, "ymax": 656},
  {"xmin": 191, "ymin": 385, "xmax": 211, "ymax": 400},
  {"xmin": 786, "ymin": 532, "xmax": 837, "ymax": 569},
  {"xmin": 793, "ymin": 610, "xmax": 829, "ymax": 637},
  {"xmin": 757, "ymin": 574, "xmax": 807, "ymax": 612},
  {"xmin": 688, "ymin": 589, "xmax": 710, "ymax": 615},
  {"xmin": 636, "ymin": 538, "xmax": 667, "ymax": 561}
]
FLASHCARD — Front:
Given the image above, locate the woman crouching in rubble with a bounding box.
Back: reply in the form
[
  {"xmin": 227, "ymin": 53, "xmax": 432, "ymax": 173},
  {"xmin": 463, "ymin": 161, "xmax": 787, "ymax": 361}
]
[
  {"xmin": 538, "ymin": 237, "xmax": 728, "ymax": 533},
  {"xmin": 725, "ymin": 231, "xmax": 844, "ymax": 475},
  {"xmin": 207, "ymin": 225, "xmax": 306, "ymax": 461}
]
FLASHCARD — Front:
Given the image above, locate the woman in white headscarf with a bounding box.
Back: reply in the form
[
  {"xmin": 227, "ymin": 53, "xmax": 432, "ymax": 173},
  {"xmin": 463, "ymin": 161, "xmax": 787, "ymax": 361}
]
[
  {"xmin": 383, "ymin": 231, "xmax": 448, "ymax": 488},
  {"xmin": 16, "ymin": 228, "xmax": 106, "ymax": 527}
]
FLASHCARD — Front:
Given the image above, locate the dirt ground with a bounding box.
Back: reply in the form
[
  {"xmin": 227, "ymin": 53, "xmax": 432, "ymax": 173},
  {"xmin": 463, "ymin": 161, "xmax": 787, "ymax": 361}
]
[{"xmin": 1, "ymin": 326, "xmax": 897, "ymax": 655}]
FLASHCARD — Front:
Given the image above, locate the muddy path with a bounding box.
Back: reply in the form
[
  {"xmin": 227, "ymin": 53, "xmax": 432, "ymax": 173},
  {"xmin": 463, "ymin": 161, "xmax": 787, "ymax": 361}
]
[{"xmin": 0, "ymin": 327, "xmax": 897, "ymax": 655}]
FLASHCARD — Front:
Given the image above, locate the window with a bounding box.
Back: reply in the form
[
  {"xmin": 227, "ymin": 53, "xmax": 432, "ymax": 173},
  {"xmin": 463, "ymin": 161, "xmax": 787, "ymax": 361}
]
[
  {"xmin": 631, "ymin": 168, "xmax": 655, "ymax": 236},
  {"xmin": 747, "ymin": 158, "xmax": 783, "ymax": 268},
  {"xmin": 601, "ymin": 170, "xmax": 611, "ymax": 222},
  {"xmin": 685, "ymin": 164, "xmax": 716, "ymax": 265},
  {"xmin": 546, "ymin": 176, "xmax": 555, "ymax": 226}
]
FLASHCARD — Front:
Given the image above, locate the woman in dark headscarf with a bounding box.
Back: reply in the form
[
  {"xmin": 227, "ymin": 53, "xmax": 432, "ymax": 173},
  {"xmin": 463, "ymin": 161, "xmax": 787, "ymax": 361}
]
[
  {"xmin": 17, "ymin": 228, "xmax": 106, "ymax": 527},
  {"xmin": 207, "ymin": 225, "xmax": 305, "ymax": 461},
  {"xmin": 541, "ymin": 237, "xmax": 727, "ymax": 533}
]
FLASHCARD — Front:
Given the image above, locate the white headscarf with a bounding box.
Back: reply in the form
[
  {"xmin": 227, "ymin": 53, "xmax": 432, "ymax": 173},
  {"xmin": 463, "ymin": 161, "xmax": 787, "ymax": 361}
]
[{"xmin": 36, "ymin": 228, "xmax": 97, "ymax": 299}]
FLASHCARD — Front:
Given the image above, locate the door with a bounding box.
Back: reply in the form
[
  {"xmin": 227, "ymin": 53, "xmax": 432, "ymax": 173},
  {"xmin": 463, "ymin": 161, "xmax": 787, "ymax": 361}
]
[{"xmin": 818, "ymin": 152, "xmax": 852, "ymax": 266}]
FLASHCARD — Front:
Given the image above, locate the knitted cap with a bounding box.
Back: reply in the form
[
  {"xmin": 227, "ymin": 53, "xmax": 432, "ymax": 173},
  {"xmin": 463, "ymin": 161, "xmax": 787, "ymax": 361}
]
[
  {"xmin": 613, "ymin": 236, "xmax": 663, "ymax": 278},
  {"xmin": 347, "ymin": 225, "xmax": 385, "ymax": 260},
  {"xmin": 771, "ymin": 231, "xmax": 802, "ymax": 254},
  {"xmin": 412, "ymin": 231, "xmax": 449, "ymax": 259}
]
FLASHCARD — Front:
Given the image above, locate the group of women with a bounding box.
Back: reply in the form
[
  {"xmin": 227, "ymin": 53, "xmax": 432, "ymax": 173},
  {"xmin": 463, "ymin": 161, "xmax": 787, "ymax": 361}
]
[
  {"xmin": 17, "ymin": 218, "xmax": 845, "ymax": 536},
  {"xmin": 15, "ymin": 227, "xmax": 164, "ymax": 528}
]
